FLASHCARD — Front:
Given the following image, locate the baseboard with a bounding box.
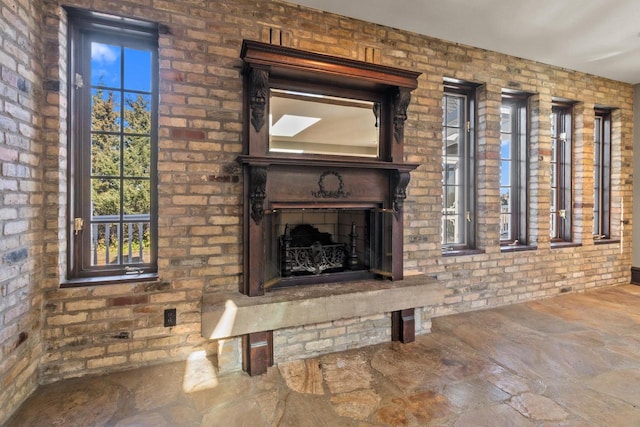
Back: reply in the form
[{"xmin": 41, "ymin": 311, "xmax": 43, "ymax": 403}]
[{"xmin": 631, "ymin": 267, "xmax": 640, "ymax": 285}]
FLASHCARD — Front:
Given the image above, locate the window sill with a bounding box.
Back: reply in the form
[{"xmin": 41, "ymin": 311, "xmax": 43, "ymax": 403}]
[
  {"xmin": 594, "ymin": 238, "xmax": 620, "ymax": 245},
  {"xmin": 442, "ymin": 248, "xmax": 485, "ymax": 257},
  {"xmin": 61, "ymin": 273, "xmax": 159, "ymax": 288},
  {"xmin": 551, "ymin": 241, "xmax": 582, "ymax": 249},
  {"xmin": 500, "ymin": 244, "xmax": 537, "ymax": 253}
]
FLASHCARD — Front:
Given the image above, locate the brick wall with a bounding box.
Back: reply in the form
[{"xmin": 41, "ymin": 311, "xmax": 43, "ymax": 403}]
[
  {"xmin": 275, "ymin": 308, "xmax": 432, "ymax": 365},
  {"xmin": 0, "ymin": 0, "xmax": 46, "ymax": 422},
  {"xmin": 0, "ymin": 0, "xmax": 634, "ymax": 423},
  {"xmin": 217, "ymin": 309, "xmax": 433, "ymax": 373}
]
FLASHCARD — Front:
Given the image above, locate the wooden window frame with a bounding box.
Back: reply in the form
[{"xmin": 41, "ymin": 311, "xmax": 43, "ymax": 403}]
[
  {"xmin": 593, "ymin": 109, "xmax": 612, "ymax": 239},
  {"xmin": 550, "ymin": 102, "xmax": 573, "ymax": 243},
  {"xmin": 65, "ymin": 8, "xmax": 159, "ymax": 284},
  {"xmin": 441, "ymin": 81, "xmax": 477, "ymax": 252},
  {"xmin": 500, "ymin": 94, "xmax": 529, "ymax": 246}
]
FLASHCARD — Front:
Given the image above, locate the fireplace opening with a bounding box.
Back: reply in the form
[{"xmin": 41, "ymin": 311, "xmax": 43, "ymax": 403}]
[{"xmin": 263, "ymin": 206, "xmax": 392, "ymax": 289}]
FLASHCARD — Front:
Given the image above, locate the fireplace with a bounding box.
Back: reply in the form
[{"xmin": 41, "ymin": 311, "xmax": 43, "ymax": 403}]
[
  {"xmin": 239, "ymin": 40, "xmax": 421, "ymax": 297},
  {"xmin": 233, "ymin": 40, "xmax": 423, "ymax": 374}
]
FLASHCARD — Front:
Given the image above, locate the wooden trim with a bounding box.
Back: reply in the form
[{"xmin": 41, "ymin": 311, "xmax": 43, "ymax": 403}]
[
  {"xmin": 61, "ymin": 273, "xmax": 159, "ymax": 288},
  {"xmin": 442, "ymin": 249, "xmax": 485, "ymax": 257},
  {"xmin": 550, "ymin": 242, "xmax": 582, "ymax": 249},
  {"xmin": 594, "ymin": 238, "xmax": 620, "ymax": 245},
  {"xmin": 500, "ymin": 244, "xmax": 537, "ymax": 253},
  {"xmin": 237, "ymin": 155, "xmax": 419, "ymax": 172},
  {"xmin": 391, "ymin": 308, "xmax": 415, "ymax": 343},
  {"xmin": 242, "ymin": 331, "xmax": 273, "ymax": 376},
  {"xmin": 631, "ymin": 267, "xmax": 640, "ymax": 285},
  {"xmin": 241, "ymin": 40, "xmax": 420, "ymax": 90}
]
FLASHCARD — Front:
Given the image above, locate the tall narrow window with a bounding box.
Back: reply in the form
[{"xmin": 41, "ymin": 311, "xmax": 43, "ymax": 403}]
[
  {"xmin": 593, "ymin": 109, "xmax": 611, "ymax": 239},
  {"xmin": 442, "ymin": 83, "xmax": 475, "ymax": 251},
  {"xmin": 67, "ymin": 9, "xmax": 159, "ymax": 281},
  {"xmin": 550, "ymin": 103, "xmax": 573, "ymax": 242},
  {"xmin": 500, "ymin": 95, "xmax": 528, "ymax": 246}
]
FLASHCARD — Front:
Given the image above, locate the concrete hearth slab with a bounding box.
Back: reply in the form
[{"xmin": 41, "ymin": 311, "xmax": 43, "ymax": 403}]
[{"xmin": 201, "ymin": 274, "xmax": 443, "ymax": 339}]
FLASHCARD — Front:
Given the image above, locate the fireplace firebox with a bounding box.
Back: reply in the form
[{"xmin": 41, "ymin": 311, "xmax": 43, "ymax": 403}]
[{"xmin": 268, "ymin": 206, "xmax": 382, "ymax": 288}]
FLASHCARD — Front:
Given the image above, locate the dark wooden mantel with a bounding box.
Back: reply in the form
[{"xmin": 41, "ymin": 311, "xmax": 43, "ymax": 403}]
[{"xmin": 237, "ymin": 39, "xmax": 422, "ymax": 375}]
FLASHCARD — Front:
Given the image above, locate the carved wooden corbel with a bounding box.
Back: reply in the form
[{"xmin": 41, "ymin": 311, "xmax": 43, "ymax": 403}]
[
  {"xmin": 249, "ymin": 68, "xmax": 269, "ymax": 132},
  {"xmin": 393, "ymin": 88, "xmax": 412, "ymax": 144},
  {"xmin": 249, "ymin": 166, "xmax": 267, "ymax": 224},
  {"xmin": 392, "ymin": 170, "xmax": 411, "ymax": 218}
]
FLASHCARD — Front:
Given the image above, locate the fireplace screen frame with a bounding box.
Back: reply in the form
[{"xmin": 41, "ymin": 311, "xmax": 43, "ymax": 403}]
[{"xmin": 239, "ymin": 40, "xmax": 421, "ymax": 296}]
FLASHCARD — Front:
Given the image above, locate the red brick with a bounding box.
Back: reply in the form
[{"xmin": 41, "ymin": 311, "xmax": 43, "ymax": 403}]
[
  {"xmin": 110, "ymin": 295, "xmax": 149, "ymax": 307},
  {"xmin": 169, "ymin": 128, "xmax": 205, "ymax": 140}
]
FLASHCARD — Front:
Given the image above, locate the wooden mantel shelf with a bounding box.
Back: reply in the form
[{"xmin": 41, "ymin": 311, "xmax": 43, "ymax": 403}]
[
  {"xmin": 241, "ymin": 39, "xmax": 421, "ymax": 92},
  {"xmin": 201, "ymin": 274, "xmax": 444, "ymax": 340},
  {"xmin": 236, "ymin": 155, "xmax": 420, "ymax": 172}
]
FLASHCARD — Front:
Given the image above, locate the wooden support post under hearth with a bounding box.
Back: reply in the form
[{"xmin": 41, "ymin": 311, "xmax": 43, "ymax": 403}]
[
  {"xmin": 391, "ymin": 308, "xmax": 415, "ymax": 343},
  {"xmin": 242, "ymin": 331, "xmax": 273, "ymax": 376}
]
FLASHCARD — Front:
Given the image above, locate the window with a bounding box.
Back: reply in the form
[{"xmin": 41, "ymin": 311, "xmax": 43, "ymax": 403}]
[
  {"xmin": 67, "ymin": 9, "xmax": 158, "ymax": 281},
  {"xmin": 550, "ymin": 103, "xmax": 573, "ymax": 242},
  {"xmin": 593, "ymin": 109, "xmax": 611, "ymax": 239},
  {"xmin": 442, "ymin": 83, "xmax": 476, "ymax": 251},
  {"xmin": 500, "ymin": 95, "xmax": 528, "ymax": 245}
]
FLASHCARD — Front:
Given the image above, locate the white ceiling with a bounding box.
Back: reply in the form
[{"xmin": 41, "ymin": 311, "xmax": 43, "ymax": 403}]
[{"xmin": 287, "ymin": 0, "xmax": 640, "ymax": 84}]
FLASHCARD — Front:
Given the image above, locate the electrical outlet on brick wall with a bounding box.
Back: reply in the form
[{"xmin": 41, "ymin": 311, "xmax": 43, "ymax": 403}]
[{"xmin": 164, "ymin": 308, "xmax": 177, "ymax": 327}]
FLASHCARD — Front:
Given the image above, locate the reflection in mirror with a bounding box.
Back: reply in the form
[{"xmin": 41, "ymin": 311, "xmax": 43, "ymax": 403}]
[{"xmin": 269, "ymin": 89, "xmax": 379, "ymax": 157}]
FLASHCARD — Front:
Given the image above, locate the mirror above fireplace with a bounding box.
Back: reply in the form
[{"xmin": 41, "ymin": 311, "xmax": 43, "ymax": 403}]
[
  {"xmin": 269, "ymin": 89, "xmax": 380, "ymax": 157},
  {"xmin": 239, "ymin": 40, "xmax": 421, "ymax": 297}
]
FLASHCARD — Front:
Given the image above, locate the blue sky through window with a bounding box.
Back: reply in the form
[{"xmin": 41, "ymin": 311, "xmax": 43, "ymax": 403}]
[{"xmin": 91, "ymin": 42, "xmax": 151, "ymax": 92}]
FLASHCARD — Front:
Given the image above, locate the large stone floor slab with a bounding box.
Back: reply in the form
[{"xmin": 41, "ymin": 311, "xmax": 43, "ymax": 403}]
[{"xmin": 8, "ymin": 284, "xmax": 640, "ymax": 426}]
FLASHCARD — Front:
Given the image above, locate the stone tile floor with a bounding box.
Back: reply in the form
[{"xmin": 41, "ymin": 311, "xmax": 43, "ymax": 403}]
[{"xmin": 7, "ymin": 284, "xmax": 640, "ymax": 426}]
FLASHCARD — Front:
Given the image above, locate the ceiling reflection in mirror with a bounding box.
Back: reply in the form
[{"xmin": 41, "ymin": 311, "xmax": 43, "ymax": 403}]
[{"xmin": 269, "ymin": 89, "xmax": 379, "ymax": 157}]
